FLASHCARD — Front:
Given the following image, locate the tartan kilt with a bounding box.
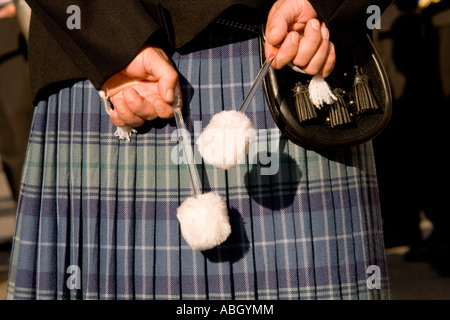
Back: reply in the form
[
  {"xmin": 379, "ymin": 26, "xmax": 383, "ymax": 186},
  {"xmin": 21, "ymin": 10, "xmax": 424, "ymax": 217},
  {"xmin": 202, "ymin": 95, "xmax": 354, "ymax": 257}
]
[{"xmin": 7, "ymin": 24, "xmax": 389, "ymax": 300}]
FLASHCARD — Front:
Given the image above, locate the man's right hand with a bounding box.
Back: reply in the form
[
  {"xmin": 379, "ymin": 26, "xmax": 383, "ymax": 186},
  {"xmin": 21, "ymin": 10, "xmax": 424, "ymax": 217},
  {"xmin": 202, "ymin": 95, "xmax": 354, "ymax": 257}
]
[{"xmin": 265, "ymin": 0, "xmax": 336, "ymax": 77}]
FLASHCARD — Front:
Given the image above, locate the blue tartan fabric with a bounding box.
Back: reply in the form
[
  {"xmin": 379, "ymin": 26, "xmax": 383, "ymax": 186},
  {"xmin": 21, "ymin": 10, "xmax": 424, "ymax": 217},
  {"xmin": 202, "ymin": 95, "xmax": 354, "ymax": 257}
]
[{"xmin": 7, "ymin": 25, "xmax": 389, "ymax": 300}]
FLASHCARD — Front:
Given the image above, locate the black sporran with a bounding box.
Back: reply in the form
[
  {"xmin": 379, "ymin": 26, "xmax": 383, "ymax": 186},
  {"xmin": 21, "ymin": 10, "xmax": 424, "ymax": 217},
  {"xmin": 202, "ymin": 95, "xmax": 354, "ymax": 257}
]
[{"xmin": 259, "ymin": 25, "xmax": 392, "ymax": 150}]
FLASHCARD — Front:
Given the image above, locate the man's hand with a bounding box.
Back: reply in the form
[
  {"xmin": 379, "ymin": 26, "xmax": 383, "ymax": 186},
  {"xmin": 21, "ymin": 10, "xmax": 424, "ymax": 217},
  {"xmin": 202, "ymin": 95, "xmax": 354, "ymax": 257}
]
[
  {"xmin": 265, "ymin": 0, "xmax": 335, "ymax": 77},
  {"xmin": 101, "ymin": 45, "xmax": 181, "ymax": 128}
]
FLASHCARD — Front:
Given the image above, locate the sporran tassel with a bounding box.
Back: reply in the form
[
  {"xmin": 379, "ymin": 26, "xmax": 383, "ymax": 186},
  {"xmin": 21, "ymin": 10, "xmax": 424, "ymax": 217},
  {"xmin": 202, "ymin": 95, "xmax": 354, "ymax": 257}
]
[
  {"xmin": 308, "ymin": 75, "xmax": 337, "ymax": 108},
  {"xmin": 293, "ymin": 82, "xmax": 319, "ymax": 122},
  {"xmin": 329, "ymin": 88, "xmax": 352, "ymax": 128},
  {"xmin": 353, "ymin": 66, "xmax": 380, "ymax": 115}
]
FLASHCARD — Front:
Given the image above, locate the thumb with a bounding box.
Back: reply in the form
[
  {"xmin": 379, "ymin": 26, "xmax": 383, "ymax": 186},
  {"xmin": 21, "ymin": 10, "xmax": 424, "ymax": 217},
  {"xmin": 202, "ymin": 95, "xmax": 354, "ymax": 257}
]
[
  {"xmin": 266, "ymin": 12, "xmax": 294, "ymax": 47},
  {"xmin": 265, "ymin": 1, "xmax": 304, "ymax": 59},
  {"xmin": 158, "ymin": 68, "xmax": 178, "ymax": 104},
  {"xmin": 266, "ymin": 0, "xmax": 318, "ymax": 46},
  {"xmin": 151, "ymin": 55, "xmax": 178, "ymax": 103},
  {"xmin": 142, "ymin": 46, "xmax": 179, "ymax": 104}
]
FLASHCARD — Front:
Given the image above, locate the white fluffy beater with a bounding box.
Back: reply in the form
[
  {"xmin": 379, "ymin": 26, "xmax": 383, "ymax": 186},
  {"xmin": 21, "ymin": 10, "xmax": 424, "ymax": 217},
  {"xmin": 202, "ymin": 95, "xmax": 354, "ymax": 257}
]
[
  {"xmin": 196, "ymin": 50, "xmax": 276, "ymax": 170},
  {"xmin": 99, "ymin": 88, "xmax": 231, "ymax": 251},
  {"xmin": 196, "ymin": 48, "xmax": 336, "ymax": 170},
  {"xmin": 196, "ymin": 110, "xmax": 256, "ymax": 170},
  {"xmin": 177, "ymin": 191, "xmax": 230, "ymax": 251},
  {"xmin": 171, "ymin": 88, "xmax": 231, "ymax": 251}
]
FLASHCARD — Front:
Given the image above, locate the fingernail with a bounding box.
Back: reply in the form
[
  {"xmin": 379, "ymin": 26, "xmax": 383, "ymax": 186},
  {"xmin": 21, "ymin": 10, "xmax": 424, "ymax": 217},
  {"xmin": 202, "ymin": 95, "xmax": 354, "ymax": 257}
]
[
  {"xmin": 311, "ymin": 19, "xmax": 320, "ymax": 31},
  {"xmin": 321, "ymin": 25, "xmax": 329, "ymax": 39},
  {"xmin": 166, "ymin": 88, "xmax": 174, "ymax": 102},
  {"xmin": 291, "ymin": 31, "xmax": 300, "ymax": 44}
]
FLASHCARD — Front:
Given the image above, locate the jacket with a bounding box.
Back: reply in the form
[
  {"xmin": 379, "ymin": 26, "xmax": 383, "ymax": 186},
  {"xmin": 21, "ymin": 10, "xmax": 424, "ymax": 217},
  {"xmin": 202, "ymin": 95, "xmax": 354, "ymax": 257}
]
[{"xmin": 25, "ymin": 0, "xmax": 392, "ymax": 103}]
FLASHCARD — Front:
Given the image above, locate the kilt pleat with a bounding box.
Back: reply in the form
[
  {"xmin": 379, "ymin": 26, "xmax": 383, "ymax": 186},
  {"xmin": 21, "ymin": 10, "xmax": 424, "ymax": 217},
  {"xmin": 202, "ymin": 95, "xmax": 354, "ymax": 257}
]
[{"xmin": 7, "ymin": 25, "xmax": 389, "ymax": 300}]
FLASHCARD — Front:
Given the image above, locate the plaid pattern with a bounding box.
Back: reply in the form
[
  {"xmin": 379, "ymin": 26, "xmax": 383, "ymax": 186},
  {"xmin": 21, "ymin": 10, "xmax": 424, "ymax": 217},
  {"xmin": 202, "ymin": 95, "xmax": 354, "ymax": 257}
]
[{"xmin": 7, "ymin": 25, "xmax": 389, "ymax": 300}]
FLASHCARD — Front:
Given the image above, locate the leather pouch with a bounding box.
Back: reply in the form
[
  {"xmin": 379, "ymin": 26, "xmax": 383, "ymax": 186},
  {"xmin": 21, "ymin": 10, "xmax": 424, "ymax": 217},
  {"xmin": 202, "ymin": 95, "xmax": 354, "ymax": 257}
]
[{"xmin": 259, "ymin": 25, "xmax": 392, "ymax": 150}]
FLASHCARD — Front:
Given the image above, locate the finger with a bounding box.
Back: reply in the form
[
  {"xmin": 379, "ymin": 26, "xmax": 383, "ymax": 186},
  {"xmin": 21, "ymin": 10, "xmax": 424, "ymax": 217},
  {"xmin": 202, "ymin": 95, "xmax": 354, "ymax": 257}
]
[
  {"xmin": 321, "ymin": 42, "xmax": 336, "ymax": 77},
  {"xmin": 271, "ymin": 31, "xmax": 301, "ymax": 69},
  {"xmin": 265, "ymin": 42, "xmax": 280, "ymax": 64},
  {"xmin": 154, "ymin": 100, "xmax": 174, "ymax": 119},
  {"xmin": 299, "ymin": 23, "xmax": 330, "ymax": 75},
  {"xmin": 109, "ymin": 109, "xmax": 127, "ymax": 128},
  {"xmin": 121, "ymin": 87, "xmax": 158, "ymax": 121},
  {"xmin": 291, "ymin": 19, "xmax": 322, "ymax": 68},
  {"xmin": 110, "ymin": 95, "xmax": 146, "ymax": 127}
]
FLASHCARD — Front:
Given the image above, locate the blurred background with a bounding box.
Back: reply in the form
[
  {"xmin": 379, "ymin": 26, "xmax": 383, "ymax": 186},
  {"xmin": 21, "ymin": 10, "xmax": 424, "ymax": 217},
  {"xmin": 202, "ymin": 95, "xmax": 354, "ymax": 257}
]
[
  {"xmin": 1, "ymin": 0, "xmax": 450, "ymax": 300},
  {"xmin": 372, "ymin": 0, "xmax": 450, "ymax": 299}
]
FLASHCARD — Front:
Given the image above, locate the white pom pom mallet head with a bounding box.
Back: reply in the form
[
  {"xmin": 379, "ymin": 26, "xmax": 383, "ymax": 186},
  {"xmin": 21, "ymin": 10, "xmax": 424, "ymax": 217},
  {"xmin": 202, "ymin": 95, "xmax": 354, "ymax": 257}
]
[
  {"xmin": 196, "ymin": 110, "xmax": 255, "ymax": 170},
  {"xmin": 172, "ymin": 88, "xmax": 231, "ymax": 250},
  {"xmin": 197, "ymin": 49, "xmax": 277, "ymax": 170},
  {"xmin": 177, "ymin": 192, "xmax": 231, "ymax": 251}
]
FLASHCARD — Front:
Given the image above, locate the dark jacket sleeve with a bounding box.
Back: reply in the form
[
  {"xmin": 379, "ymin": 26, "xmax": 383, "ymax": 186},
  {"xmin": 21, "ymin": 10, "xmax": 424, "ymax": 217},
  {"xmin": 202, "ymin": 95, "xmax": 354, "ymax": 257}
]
[
  {"xmin": 26, "ymin": 0, "xmax": 161, "ymax": 95},
  {"xmin": 26, "ymin": 0, "xmax": 391, "ymax": 103},
  {"xmin": 309, "ymin": 0, "xmax": 393, "ymax": 49},
  {"xmin": 26, "ymin": 0, "xmax": 266, "ymax": 102}
]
